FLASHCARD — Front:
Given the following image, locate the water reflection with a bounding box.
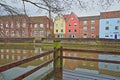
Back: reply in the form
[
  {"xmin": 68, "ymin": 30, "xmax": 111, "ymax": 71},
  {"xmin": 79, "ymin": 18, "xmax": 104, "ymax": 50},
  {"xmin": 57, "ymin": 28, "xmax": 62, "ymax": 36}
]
[
  {"xmin": 63, "ymin": 51, "xmax": 120, "ymax": 77},
  {"xmin": 0, "ymin": 46, "xmax": 120, "ymax": 79},
  {"xmin": 0, "ymin": 46, "xmax": 53, "ymax": 80}
]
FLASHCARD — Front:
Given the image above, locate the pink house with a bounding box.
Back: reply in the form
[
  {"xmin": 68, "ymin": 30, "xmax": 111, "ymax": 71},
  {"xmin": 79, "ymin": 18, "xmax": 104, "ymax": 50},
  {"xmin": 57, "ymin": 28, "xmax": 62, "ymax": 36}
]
[{"xmin": 65, "ymin": 12, "xmax": 80, "ymax": 38}]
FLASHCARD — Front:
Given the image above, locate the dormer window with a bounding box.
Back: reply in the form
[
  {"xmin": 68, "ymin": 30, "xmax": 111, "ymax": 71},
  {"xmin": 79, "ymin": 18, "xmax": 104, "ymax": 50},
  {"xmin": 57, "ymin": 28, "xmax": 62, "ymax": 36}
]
[
  {"xmin": 71, "ymin": 17, "xmax": 74, "ymax": 20},
  {"xmin": 68, "ymin": 23, "xmax": 71, "ymax": 26},
  {"xmin": 74, "ymin": 23, "xmax": 77, "ymax": 26}
]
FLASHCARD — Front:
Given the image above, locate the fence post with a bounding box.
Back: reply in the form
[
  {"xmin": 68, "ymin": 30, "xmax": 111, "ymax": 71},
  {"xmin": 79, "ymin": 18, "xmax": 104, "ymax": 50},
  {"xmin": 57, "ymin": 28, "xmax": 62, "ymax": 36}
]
[{"xmin": 54, "ymin": 40, "xmax": 63, "ymax": 79}]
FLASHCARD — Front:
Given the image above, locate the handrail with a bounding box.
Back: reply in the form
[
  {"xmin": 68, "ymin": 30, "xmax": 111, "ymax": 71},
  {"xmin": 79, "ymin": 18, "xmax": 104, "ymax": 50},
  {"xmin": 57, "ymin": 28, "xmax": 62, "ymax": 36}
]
[
  {"xmin": 0, "ymin": 49, "xmax": 57, "ymax": 72},
  {"xmin": 14, "ymin": 56, "xmax": 59, "ymax": 80},
  {"xmin": 14, "ymin": 58, "xmax": 54, "ymax": 80},
  {"xmin": 62, "ymin": 48, "xmax": 120, "ymax": 64},
  {"xmin": 0, "ymin": 47, "xmax": 120, "ymax": 80},
  {"xmin": 63, "ymin": 48, "xmax": 120, "ymax": 55},
  {"xmin": 63, "ymin": 56, "xmax": 120, "ymax": 64}
]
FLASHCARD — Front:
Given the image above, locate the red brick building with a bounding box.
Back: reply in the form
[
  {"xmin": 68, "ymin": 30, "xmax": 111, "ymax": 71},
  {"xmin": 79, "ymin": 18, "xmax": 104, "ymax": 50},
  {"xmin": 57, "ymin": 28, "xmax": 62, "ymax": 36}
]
[
  {"xmin": 29, "ymin": 16, "xmax": 54, "ymax": 40},
  {"xmin": 79, "ymin": 16, "xmax": 100, "ymax": 38},
  {"xmin": 0, "ymin": 15, "xmax": 54, "ymax": 40},
  {"xmin": 65, "ymin": 12, "xmax": 80, "ymax": 38},
  {"xmin": 0, "ymin": 14, "xmax": 30, "ymax": 38}
]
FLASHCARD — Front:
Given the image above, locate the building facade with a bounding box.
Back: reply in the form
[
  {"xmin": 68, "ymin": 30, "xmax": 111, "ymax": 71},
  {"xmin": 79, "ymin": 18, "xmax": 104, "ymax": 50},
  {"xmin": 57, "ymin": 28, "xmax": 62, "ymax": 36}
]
[
  {"xmin": 54, "ymin": 14, "xmax": 66, "ymax": 38},
  {"xmin": 0, "ymin": 14, "xmax": 30, "ymax": 38},
  {"xmin": 29, "ymin": 16, "xmax": 54, "ymax": 40},
  {"xmin": 99, "ymin": 11, "xmax": 120, "ymax": 39},
  {"xmin": 65, "ymin": 12, "xmax": 80, "ymax": 38},
  {"xmin": 79, "ymin": 16, "xmax": 100, "ymax": 38},
  {"xmin": 0, "ymin": 15, "xmax": 54, "ymax": 40}
]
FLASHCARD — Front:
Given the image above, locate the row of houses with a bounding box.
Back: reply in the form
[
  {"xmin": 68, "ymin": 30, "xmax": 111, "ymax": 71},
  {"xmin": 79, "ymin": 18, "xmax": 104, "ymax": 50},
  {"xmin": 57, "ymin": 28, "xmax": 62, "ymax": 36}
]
[
  {"xmin": 54, "ymin": 10, "xmax": 120, "ymax": 39},
  {"xmin": 0, "ymin": 15, "xmax": 54, "ymax": 40},
  {"xmin": 0, "ymin": 10, "xmax": 120, "ymax": 40}
]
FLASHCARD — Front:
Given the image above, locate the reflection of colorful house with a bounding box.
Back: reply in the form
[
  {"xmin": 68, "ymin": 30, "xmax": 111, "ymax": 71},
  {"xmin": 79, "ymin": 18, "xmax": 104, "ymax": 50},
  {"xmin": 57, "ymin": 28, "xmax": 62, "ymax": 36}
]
[
  {"xmin": 99, "ymin": 11, "xmax": 120, "ymax": 39},
  {"xmin": 64, "ymin": 51, "xmax": 98, "ymax": 70},
  {"xmin": 65, "ymin": 12, "xmax": 80, "ymax": 38},
  {"xmin": 0, "ymin": 48, "xmax": 45, "ymax": 66},
  {"xmin": 54, "ymin": 14, "xmax": 66, "ymax": 38},
  {"xmin": 99, "ymin": 54, "xmax": 120, "ymax": 77},
  {"xmin": 79, "ymin": 16, "xmax": 100, "ymax": 38}
]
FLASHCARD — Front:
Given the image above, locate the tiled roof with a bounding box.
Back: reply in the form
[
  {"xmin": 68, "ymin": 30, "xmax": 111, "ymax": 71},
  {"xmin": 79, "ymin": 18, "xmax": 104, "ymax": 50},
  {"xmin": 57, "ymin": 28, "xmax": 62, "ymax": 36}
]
[
  {"xmin": 29, "ymin": 16, "xmax": 53, "ymax": 24},
  {"xmin": 78, "ymin": 16, "xmax": 100, "ymax": 20},
  {"xmin": 100, "ymin": 10, "xmax": 120, "ymax": 19},
  {"xmin": 63, "ymin": 15, "xmax": 69, "ymax": 20},
  {"xmin": 0, "ymin": 14, "xmax": 28, "ymax": 22}
]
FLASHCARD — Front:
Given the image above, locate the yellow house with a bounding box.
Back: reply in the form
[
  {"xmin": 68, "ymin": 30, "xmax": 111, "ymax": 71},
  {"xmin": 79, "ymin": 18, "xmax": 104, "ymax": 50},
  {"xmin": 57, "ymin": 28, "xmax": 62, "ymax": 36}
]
[{"xmin": 54, "ymin": 14, "xmax": 66, "ymax": 38}]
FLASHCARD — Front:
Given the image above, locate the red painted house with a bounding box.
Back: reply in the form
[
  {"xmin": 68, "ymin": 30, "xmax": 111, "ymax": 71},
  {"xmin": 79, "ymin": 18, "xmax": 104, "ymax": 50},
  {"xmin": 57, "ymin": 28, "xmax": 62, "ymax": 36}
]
[{"xmin": 65, "ymin": 12, "xmax": 80, "ymax": 38}]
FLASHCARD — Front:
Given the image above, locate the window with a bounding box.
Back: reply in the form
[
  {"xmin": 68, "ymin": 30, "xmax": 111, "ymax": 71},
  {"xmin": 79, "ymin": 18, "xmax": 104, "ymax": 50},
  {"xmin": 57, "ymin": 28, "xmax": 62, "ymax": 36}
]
[
  {"xmin": 117, "ymin": 20, "xmax": 120, "ymax": 23},
  {"xmin": 34, "ymin": 24, "xmax": 37, "ymax": 28},
  {"xmin": 56, "ymin": 29, "xmax": 58, "ymax": 32},
  {"xmin": 17, "ymin": 23, "xmax": 20, "ymax": 28},
  {"xmin": 12, "ymin": 31, "xmax": 15, "ymax": 37},
  {"xmin": 83, "ymin": 21, "xmax": 87, "ymax": 25},
  {"xmin": 71, "ymin": 17, "xmax": 74, "ymax": 20},
  {"xmin": 83, "ymin": 26, "xmax": 87, "ymax": 32},
  {"xmin": 47, "ymin": 24, "xmax": 49, "ymax": 28},
  {"xmin": 74, "ymin": 30, "xmax": 77, "ymax": 32},
  {"xmin": 91, "ymin": 26, "xmax": 95, "ymax": 31},
  {"xmin": 61, "ymin": 29, "xmax": 63, "ymax": 32},
  {"xmin": 68, "ymin": 23, "xmax": 71, "ymax": 26},
  {"xmin": 6, "ymin": 31, "xmax": 9, "ymax": 36},
  {"xmin": 56, "ymin": 24, "xmax": 58, "ymax": 27},
  {"xmin": 58, "ymin": 35, "xmax": 59, "ymax": 38},
  {"xmin": 106, "ymin": 21, "xmax": 109, "ymax": 24},
  {"xmin": 84, "ymin": 33, "xmax": 87, "ymax": 35},
  {"xmin": 11, "ymin": 23, "xmax": 14, "ymax": 28},
  {"xmin": 105, "ymin": 27, "xmax": 109, "ymax": 30},
  {"xmin": 40, "ymin": 24, "xmax": 43, "ymax": 28},
  {"xmin": 68, "ymin": 30, "xmax": 71, "ymax": 32},
  {"xmin": 23, "ymin": 23, "xmax": 26, "ymax": 28},
  {"xmin": 105, "ymin": 35, "xmax": 109, "ymax": 37},
  {"xmin": 61, "ymin": 24, "xmax": 63, "ymax": 27},
  {"xmin": 115, "ymin": 26, "xmax": 119, "ymax": 30},
  {"xmin": 0, "ymin": 24, "xmax": 3, "ymax": 28},
  {"xmin": 74, "ymin": 23, "xmax": 77, "ymax": 26},
  {"xmin": 1, "ymin": 55, "xmax": 4, "ymax": 59},
  {"xmin": 91, "ymin": 20, "xmax": 95, "ymax": 24},
  {"xmin": 6, "ymin": 24, "xmax": 8, "ymax": 28}
]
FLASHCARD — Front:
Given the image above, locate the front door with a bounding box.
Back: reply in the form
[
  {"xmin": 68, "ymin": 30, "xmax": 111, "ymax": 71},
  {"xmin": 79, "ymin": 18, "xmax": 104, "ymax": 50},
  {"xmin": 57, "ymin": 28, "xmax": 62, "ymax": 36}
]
[{"xmin": 114, "ymin": 34, "xmax": 117, "ymax": 39}]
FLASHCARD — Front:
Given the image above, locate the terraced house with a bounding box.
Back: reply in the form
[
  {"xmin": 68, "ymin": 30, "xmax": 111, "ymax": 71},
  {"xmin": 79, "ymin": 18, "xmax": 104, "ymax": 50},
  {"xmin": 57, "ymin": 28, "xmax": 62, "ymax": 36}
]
[
  {"xmin": 99, "ymin": 11, "xmax": 120, "ymax": 39},
  {"xmin": 65, "ymin": 12, "xmax": 80, "ymax": 38},
  {"xmin": 54, "ymin": 14, "xmax": 66, "ymax": 38},
  {"xmin": 0, "ymin": 15, "xmax": 54, "ymax": 40},
  {"xmin": 29, "ymin": 16, "xmax": 54, "ymax": 40},
  {"xmin": 0, "ymin": 14, "xmax": 30, "ymax": 38},
  {"xmin": 79, "ymin": 16, "xmax": 100, "ymax": 38}
]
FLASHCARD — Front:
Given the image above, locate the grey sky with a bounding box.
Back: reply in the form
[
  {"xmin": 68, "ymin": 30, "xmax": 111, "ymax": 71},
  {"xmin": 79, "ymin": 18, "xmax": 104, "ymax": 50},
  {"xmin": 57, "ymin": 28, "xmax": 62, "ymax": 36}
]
[{"xmin": 1, "ymin": 0, "xmax": 120, "ymax": 17}]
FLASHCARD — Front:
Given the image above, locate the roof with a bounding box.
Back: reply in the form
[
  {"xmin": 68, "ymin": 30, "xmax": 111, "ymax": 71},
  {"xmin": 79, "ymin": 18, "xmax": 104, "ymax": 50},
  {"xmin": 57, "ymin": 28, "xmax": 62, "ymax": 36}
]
[
  {"xmin": 0, "ymin": 14, "xmax": 29, "ymax": 22},
  {"xmin": 100, "ymin": 10, "xmax": 120, "ymax": 19},
  {"xmin": 29, "ymin": 16, "xmax": 53, "ymax": 24},
  {"xmin": 63, "ymin": 15, "xmax": 69, "ymax": 20},
  {"xmin": 79, "ymin": 16, "xmax": 100, "ymax": 21}
]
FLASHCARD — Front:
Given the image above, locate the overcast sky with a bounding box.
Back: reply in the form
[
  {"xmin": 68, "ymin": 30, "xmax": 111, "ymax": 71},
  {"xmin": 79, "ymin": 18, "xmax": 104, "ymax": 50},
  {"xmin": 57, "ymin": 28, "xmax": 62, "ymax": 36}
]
[{"xmin": 2, "ymin": 0, "xmax": 120, "ymax": 18}]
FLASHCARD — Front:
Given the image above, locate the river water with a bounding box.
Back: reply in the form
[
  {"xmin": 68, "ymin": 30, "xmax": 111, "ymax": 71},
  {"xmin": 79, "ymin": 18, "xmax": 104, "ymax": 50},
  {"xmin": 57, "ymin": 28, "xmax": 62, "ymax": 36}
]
[{"xmin": 0, "ymin": 45, "xmax": 120, "ymax": 80}]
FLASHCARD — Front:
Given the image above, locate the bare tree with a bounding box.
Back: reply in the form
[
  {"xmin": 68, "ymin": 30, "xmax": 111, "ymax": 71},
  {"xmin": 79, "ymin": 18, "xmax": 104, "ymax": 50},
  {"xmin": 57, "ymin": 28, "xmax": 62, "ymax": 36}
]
[
  {"xmin": 22, "ymin": 0, "xmax": 72, "ymax": 18},
  {"xmin": 0, "ymin": 0, "xmax": 20, "ymax": 15},
  {"xmin": 1, "ymin": 0, "xmax": 120, "ymax": 17},
  {"xmin": 77, "ymin": 0, "xmax": 120, "ymax": 11}
]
